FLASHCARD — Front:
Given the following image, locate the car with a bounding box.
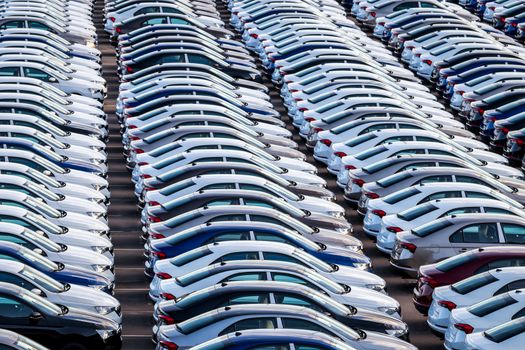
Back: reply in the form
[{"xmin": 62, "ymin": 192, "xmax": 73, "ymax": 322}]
[
  {"xmin": 392, "ymin": 214, "xmax": 525, "ymax": 276},
  {"xmin": 428, "ymin": 266, "xmax": 525, "ymax": 334},
  {"xmin": 0, "ymin": 329, "xmax": 48, "ymax": 350},
  {"xmin": 505, "ymin": 128, "xmax": 525, "ymax": 164},
  {"xmin": 0, "ymin": 260, "xmax": 121, "ymax": 323},
  {"xmin": 465, "ymin": 316, "xmax": 525, "ymax": 349},
  {"xmin": 184, "ymin": 329, "xmax": 358, "ymax": 350},
  {"xmin": 363, "ymin": 182, "xmax": 524, "ymax": 228},
  {"xmin": 151, "ymin": 259, "xmax": 386, "ymax": 301},
  {"xmin": 0, "ymin": 282, "xmax": 121, "ymax": 349},
  {"xmin": 142, "ymin": 175, "xmax": 341, "ymax": 216},
  {"xmin": 414, "ymin": 246, "xmax": 525, "ymax": 314},
  {"xmin": 490, "ymin": 112, "xmax": 525, "ymax": 151},
  {"xmin": 445, "ymin": 289, "xmax": 525, "ymax": 350},
  {"xmin": 153, "ymin": 281, "xmax": 408, "ymax": 338},
  {"xmin": 377, "ymin": 198, "xmax": 525, "ymax": 254},
  {"xmin": 146, "ymin": 220, "xmax": 363, "ymax": 267}
]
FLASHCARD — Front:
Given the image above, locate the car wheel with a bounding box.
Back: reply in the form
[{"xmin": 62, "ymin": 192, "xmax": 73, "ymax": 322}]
[{"xmin": 60, "ymin": 342, "xmax": 89, "ymax": 350}]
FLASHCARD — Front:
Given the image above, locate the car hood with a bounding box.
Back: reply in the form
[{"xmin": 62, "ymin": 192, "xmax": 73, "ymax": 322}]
[
  {"xmin": 59, "ymin": 283, "xmax": 119, "ymax": 308},
  {"xmin": 61, "ymin": 306, "xmax": 118, "ymax": 330},
  {"xmin": 359, "ymin": 331, "xmax": 417, "ymax": 350}
]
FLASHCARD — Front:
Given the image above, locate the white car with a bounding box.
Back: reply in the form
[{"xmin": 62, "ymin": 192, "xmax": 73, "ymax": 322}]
[
  {"xmin": 363, "ymin": 183, "xmax": 523, "ymax": 234},
  {"xmin": 445, "ymin": 289, "xmax": 525, "ymax": 350},
  {"xmin": 465, "ymin": 316, "xmax": 525, "ymax": 350},
  {"xmin": 376, "ymin": 198, "xmax": 525, "ymax": 253},
  {"xmin": 428, "ymin": 267, "xmax": 525, "ymax": 334},
  {"xmin": 152, "ymin": 259, "xmax": 386, "ymax": 301}
]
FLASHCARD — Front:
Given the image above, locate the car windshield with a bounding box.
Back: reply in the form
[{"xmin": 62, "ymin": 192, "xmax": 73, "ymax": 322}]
[
  {"xmin": 451, "ymin": 271, "xmax": 498, "ymax": 295},
  {"xmin": 383, "ymin": 187, "xmax": 421, "ymax": 205},
  {"xmin": 19, "ymin": 246, "xmax": 58, "ymax": 271},
  {"xmin": 27, "ymin": 169, "xmax": 62, "ymax": 188},
  {"xmin": 397, "ymin": 203, "xmax": 438, "ymax": 221},
  {"xmin": 24, "ymin": 197, "xmax": 61, "ymax": 218},
  {"xmin": 170, "ymin": 246, "xmax": 212, "ymax": 266},
  {"xmin": 412, "ymin": 219, "xmax": 453, "ymax": 237},
  {"xmin": 25, "ymin": 212, "xmax": 62, "ymax": 235},
  {"xmin": 354, "ymin": 146, "xmax": 386, "ymax": 161},
  {"xmin": 484, "ymin": 317, "xmax": 525, "ymax": 343},
  {"xmin": 468, "ymin": 293, "xmax": 518, "ymax": 317},
  {"xmin": 20, "ymin": 290, "xmax": 61, "ymax": 315},
  {"xmin": 20, "ymin": 265, "xmax": 65, "ymax": 293},
  {"xmin": 291, "ymin": 249, "xmax": 333, "ymax": 273},
  {"xmin": 265, "ymin": 181, "xmax": 299, "ymax": 201},
  {"xmin": 376, "ymin": 171, "xmax": 412, "ymax": 188}
]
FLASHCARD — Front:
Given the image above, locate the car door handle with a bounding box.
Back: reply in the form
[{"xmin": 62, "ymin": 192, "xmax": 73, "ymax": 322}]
[{"xmin": 459, "ymin": 248, "xmax": 469, "ymax": 252}]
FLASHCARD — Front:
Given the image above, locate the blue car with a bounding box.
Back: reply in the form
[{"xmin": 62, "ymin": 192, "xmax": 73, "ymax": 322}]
[
  {"xmin": 0, "ymin": 138, "xmax": 104, "ymax": 174},
  {"xmin": 185, "ymin": 329, "xmax": 356, "ymax": 350},
  {"xmin": 504, "ymin": 13, "xmax": 525, "ymax": 36},
  {"xmin": 0, "ymin": 241, "xmax": 112, "ymax": 292},
  {"xmin": 146, "ymin": 223, "xmax": 371, "ymax": 270},
  {"xmin": 468, "ymin": 91, "xmax": 525, "ymax": 134}
]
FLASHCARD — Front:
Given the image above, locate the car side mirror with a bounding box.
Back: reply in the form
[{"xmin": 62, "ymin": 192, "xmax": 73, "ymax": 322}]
[
  {"xmin": 29, "ymin": 311, "xmax": 43, "ymax": 321},
  {"xmin": 43, "ymin": 170, "xmax": 52, "ymax": 176},
  {"xmin": 31, "ymin": 288, "xmax": 44, "ymax": 297},
  {"xmin": 33, "ymin": 248, "xmax": 45, "ymax": 256},
  {"xmin": 48, "ymin": 77, "xmax": 57, "ymax": 83}
]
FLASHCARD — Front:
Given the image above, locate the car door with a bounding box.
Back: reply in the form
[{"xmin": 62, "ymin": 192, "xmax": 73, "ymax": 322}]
[
  {"xmin": 500, "ymin": 223, "xmax": 525, "ymax": 244},
  {"xmin": 449, "ymin": 223, "xmax": 500, "ymax": 255}
]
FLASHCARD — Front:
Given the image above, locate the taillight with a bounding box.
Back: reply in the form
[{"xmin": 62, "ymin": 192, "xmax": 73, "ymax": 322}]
[
  {"xmin": 454, "ymin": 323, "xmax": 474, "ymax": 334},
  {"xmin": 365, "ymin": 192, "xmax": 379, "ymax": 199},
  {"xmin": 126, "ymin": 66, "xmax": 133, "ymax": 73},
  {"xmin": 139, "ymin": 173, "xmax": 151, "ymax": 178},
  {"xmin": 149, "ymin": 216, "xmax": 161, "ymax": 223},
  {"xmin": 250, "ymin": 33, "xmax": 258, "ymax": 38},
  {"xmin": 109, "ymin": 17, "xmax": 116, "ymax": 22},
  {"xmin": 320, "ymin": 139, "xmax": 332, "ymax": 146},
  {"xmin": 148, "ymin": 201, "xmax": 161, "ymax": 206},
  {"xmin": 138, "ymin": 162, "xmax": 149, "ymax": 167},
  {"xmin": 150, "ymin": 233, "xmax": 165, "ymax": 239},
  {"xmin": 344, "ymin": 164, "xmax": 356, "ymax": 170},
  {"xmin": 129, "ymin": 136, "xmax": 140, "ymax": 141},
  {"xmin": 313, "ymin": 128, "xmax": 323, "ymax": 133},
  {"xmin": 371, "ymin": 209, "xmax": 386, "ymax": 217},
  {"xmin": 438, "ymin": 300, "xmax": 457, "ymax": 311},
  {"xmin": 475, "ymin": 107, "xmax": 485, "ymax": 115},
  {"xmin": 334, "ymin": 151, "xmax": 347, "ymax": 158},
  {"xmin": 156, "ymin": 272, "xmax": 172, "ymax": 280},
  {"xmin": 386, "ymin": 226, "xmax": 402, "ymax": 233},
  {"xmin": 151, "ymin": 251, "xmax": 167, "ymax": 259},
  {"xmin": 161, "ymin": 293, "xmax": 176, "ymax": 300},
  {"xmin": 298, "ymin": 107, "xmax": 308, "ymax": 112},
  {"xmin": 115, "ymin": 27, "xmax": 122, "ymax": 33},
  {"xmin": 158, "ymin": 314, "xmax": 175, "ymax": 325},
  {"xmin": 304, "ymin": 117, "xmax": 316, "ymax": 122},
  {"xmin": 399, "ymin": 241, "xmax": 417, "ymax": 253},
  {"xmin": 370, "ymin": 11, "xmax": 376, "ymax": 17},
  {"xmin": 351, "ymin": 178, "xmax": 365, "ymax": 187},
  {"xmin": 420, "ymin": 275, "xmax": 439, "ymax": 289},
  {"xmin": 501, "ymin": 127, "xmax": 509, "ymax": 134},
  {"xmin": 456, "ymin": 90, "xmax": 465, "ymax": 96},
  {"xmin": 134, "ymin": 148, "xmax": 144, "ymax": 154},
  {"xmin": 159, "ymin": 341, "xmax": 178, "ymax": 350}
]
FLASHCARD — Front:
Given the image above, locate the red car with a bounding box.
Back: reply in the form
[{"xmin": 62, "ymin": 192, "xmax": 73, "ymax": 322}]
[{"xmin": 413, "ymin": 246, "xmax": 525, "ymax": 314}]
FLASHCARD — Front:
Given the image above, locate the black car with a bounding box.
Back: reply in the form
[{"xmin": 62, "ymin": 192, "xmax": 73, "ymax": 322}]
[
  {"xmin": 0, "ymin": 282, "xmax": 121, "ymax": 350},
  {"xmin": 154, "ymin": 280, "xmax": 409, "ymax": 339},
  {"xmin": 491, "ymin": 111, "xmax": 525, "ymax": 151}
]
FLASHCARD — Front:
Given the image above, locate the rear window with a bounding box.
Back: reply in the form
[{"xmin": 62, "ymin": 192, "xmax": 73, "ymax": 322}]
[
  {"xmin": 412, "ymin": 220, "xmax": 453, "ymax": 237},
  {"xmin": 362, "ymin": 159, "xmax": 393, "ymax": 174},
  {"xmin": 451, "ymin": 272, "xmax": 498, "ymax": 295},
  {"xmin": 384, "ymin": 187, "xmax": 420, "ymax": 205},
  {"xmin": 397, "ymin": 203, "xmax": 438, "ymax": 221},
  {"xmin": 435, "ymin": 253, "xmax": 477, "ymax": 272},
  {"xmin": 377, "ymin": 172, "xmax": 412, "ymax": 188},
  {"xmin": 468, "ymin": 293, "xmax": 518, "ymax": 317},
  {"xmin": 355, "ymin": 146, "xmax": 386, "ymax": 161},
  {"xmin": 345, "ymin": 133, "xmax": 377, "ymax": 148},
  {"xmin": 484, "ymin": 317, "xmax": 525, "ymax": 343}
]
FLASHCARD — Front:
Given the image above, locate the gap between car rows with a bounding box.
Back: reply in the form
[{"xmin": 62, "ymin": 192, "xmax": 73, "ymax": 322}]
[{"xmin": 94, "ymin": 1, "xmax": 155, "ymax": 349}]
